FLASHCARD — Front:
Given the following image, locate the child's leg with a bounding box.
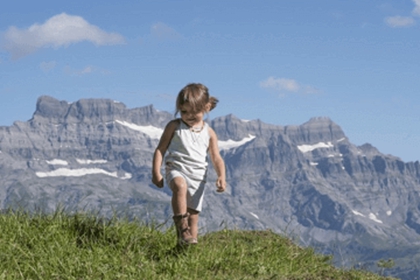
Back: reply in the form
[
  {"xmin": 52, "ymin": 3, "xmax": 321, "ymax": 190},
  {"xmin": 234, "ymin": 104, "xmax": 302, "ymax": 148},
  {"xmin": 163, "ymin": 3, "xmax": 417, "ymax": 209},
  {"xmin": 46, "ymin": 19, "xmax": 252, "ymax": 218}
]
[
  {"xmin": 169, "ymin": 176, "xmax": 196, "ymax": 245},
  {"xmin": 169, "ymin": 176, "xmax": 188, "ymax": 215},
  {"xmin": 187, "ymin": 208, "xmax": 199, "ymax": 239}
]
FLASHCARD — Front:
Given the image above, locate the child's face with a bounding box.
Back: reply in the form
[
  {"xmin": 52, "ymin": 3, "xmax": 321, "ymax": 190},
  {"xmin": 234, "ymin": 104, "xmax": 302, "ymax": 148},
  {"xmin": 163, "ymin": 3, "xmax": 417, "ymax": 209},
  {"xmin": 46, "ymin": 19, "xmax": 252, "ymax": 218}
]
[{"xmin": 180, "ymin": 103, "xmax": 205, "ymax": 127}]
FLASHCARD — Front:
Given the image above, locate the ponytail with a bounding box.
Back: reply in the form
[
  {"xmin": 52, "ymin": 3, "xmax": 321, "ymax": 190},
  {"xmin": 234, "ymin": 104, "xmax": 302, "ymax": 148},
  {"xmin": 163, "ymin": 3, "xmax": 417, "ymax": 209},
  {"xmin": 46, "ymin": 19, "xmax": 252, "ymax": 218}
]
[{"xmin": 209, "ymin": 96, "xmax": 219, "ymax": 111}]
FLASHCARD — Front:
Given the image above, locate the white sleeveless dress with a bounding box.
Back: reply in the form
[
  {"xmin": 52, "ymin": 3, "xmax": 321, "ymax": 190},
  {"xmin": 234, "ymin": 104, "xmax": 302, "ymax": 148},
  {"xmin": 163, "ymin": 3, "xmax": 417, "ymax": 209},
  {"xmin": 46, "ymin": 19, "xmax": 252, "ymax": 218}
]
[{"xmin": 165, "ymin": 119, "xmax": 210, "ymax": 212}]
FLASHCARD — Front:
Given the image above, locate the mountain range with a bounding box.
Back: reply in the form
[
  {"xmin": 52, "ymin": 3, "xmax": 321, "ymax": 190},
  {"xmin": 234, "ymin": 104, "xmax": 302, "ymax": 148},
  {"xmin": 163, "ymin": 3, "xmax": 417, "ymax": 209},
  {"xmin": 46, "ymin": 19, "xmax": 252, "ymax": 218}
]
[{"xmin": 1, "ymin": 95, "xmax": 419, "ymax": 279}]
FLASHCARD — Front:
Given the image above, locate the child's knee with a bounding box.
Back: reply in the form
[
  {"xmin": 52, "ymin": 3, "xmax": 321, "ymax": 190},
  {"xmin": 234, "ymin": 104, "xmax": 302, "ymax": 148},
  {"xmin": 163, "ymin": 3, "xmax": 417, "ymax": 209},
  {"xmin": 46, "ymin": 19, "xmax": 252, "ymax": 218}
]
[{"xmin": 170, "ymin": 176, "xmax": 187, "ymax": 192}]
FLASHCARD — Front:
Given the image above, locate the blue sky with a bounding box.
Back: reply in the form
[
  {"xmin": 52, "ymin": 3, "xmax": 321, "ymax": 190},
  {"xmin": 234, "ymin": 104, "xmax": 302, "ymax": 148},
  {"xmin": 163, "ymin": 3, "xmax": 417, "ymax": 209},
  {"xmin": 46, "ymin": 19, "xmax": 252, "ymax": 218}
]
[{"xmin": 1, "ymin": 0, "xmax": 419, "ymax": 162}]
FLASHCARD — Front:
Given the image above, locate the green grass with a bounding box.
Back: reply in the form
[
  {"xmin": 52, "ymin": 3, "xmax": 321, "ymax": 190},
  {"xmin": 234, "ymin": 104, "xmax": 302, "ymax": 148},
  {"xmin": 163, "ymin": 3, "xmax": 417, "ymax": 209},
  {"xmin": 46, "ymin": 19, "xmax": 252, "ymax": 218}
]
[{"xmin": 0, "ymin": 210, "xmax": 396, "ymax": 280}]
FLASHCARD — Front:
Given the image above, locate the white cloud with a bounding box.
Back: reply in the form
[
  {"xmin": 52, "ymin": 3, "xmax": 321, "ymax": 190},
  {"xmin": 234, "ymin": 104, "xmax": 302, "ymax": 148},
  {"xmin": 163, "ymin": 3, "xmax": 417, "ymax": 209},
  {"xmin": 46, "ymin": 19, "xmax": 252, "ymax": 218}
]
[
  {"xmin": 150, "ymin": 22, "xmax": 182, "ymax": 41},
  {"xmin": 302, "ymin": 85, "xmax": 321, "ymax": 95},
  {"xmin": 260, "ymin": 76, "xmax": 320, "ymax": 96},
  {"xmin": 1, "ymin": 13, "xmax": 125, "ymax": 59},
  {"xmin": 384, "ymin": 1, "xmax": 420, "ymax": 28},
  {"xmin": 385, "ymin": 16, "xmax": 416, "ymax": 27},
  {"xmin": 63, "ymin": 65, "xmax": 108, "ymax": 76},
  {"xmin": 260, "ymin": 77, "xmax": 299, "ymax": 92},
  {"xmin": 413, "ymin": 0, "xmax": 420, "ymax": 15},
  {"xmin": 40, "ymin": 61, "xmax": 56, "ymax": 72},
  {"xmin": 80, "ymin": 66, "xmax": 93, "ymax": 74}
]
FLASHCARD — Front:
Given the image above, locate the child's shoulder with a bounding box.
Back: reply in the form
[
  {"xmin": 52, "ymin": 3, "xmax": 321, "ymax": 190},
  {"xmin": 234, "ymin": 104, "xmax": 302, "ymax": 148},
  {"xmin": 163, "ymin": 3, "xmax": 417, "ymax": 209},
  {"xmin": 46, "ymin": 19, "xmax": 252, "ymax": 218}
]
[
  {"xmin": 166, "ymin": 118, "xmax": 181, "ymax": 126},
  {"xmin": 163, "ymin": 119, "xmax": 181, "ymax": 132},
  {"xmin": 207, "ymin": 125, "xmax": 218, "ymax": 138}
]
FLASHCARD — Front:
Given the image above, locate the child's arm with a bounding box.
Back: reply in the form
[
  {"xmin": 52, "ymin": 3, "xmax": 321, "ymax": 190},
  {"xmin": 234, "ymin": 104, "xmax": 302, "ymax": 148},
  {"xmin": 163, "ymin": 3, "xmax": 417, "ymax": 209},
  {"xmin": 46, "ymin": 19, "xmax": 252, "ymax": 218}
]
[
  {"xmin": 152, "ymin": 120, "xmax": 178, "ymax": 188},
  {"xmin": 208, "ymin": 127, "xmax": 226, "ymax": 193}
]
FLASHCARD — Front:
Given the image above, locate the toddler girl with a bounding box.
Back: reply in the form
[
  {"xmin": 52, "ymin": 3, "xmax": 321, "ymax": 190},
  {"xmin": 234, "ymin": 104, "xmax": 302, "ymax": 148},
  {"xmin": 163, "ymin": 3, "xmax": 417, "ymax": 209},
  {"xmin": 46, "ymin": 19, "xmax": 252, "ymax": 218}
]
[{"xmin": 152, "ymin": 83, "xmax": 226, "ymax": 245}]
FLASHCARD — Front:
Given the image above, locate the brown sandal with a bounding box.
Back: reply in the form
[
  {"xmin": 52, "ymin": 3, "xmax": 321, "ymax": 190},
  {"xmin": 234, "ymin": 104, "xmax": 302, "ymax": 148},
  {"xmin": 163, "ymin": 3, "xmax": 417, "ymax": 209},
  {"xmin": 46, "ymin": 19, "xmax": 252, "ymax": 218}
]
[{"xmin": 173, "ymin": 213, "xmax": 197, "ymax": 245}]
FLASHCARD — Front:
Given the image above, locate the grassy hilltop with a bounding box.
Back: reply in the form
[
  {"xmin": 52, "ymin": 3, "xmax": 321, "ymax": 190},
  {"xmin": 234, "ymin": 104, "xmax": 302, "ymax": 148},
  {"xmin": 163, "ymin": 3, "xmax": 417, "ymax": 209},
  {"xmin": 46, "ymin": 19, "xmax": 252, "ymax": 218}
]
[{"xmin": 0, "ymin": 210, "xmax": 396, "ymax": 280}]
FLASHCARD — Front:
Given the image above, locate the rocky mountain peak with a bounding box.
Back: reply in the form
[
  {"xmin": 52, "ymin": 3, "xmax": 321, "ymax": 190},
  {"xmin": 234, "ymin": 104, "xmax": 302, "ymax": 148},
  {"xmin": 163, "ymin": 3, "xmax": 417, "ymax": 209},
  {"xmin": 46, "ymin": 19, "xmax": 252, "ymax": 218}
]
[
  {"xmin": 32, "ymin": 95, "xmax": 129, "ymax": 123},
  {"xmin": 210, "ymin": 114, "xmax": 282, "ymax": 141},
  {"xmin": 305, "ymin": 116, "xmax": 333, "ymax": 123},
  {"xmin": 33, "ymin": 95, "xmax": 70, "ymax": 120},
  {"xmin": 357, "ymin": 143, "xmax": 380, "ymax": 156},
  {"xmin": 31, "ymin": 96, "xmax": 170, "ymax": 127},
  {"xmin": 284, "ymin": 116, "xmax": 346, "ymax": 144}
]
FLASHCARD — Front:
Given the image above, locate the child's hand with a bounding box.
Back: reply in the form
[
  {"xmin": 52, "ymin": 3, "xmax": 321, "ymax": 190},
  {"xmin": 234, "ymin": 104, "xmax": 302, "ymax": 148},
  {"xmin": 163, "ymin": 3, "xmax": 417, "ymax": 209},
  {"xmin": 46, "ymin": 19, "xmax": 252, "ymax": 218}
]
[
  {"xmin": 152, "ymin": 173, "xmax": 164, "ymax": 188},
  {"xmin": 216, "ymin": 177, "xmax": 226, "ymax": 193}
]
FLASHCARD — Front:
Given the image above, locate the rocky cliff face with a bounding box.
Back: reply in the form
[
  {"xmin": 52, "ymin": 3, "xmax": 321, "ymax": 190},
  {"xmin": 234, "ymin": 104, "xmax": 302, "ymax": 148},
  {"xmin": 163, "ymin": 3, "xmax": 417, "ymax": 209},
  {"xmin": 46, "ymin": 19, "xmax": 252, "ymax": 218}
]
[{"xmin": 0, "ymin": 96, "xmax": 419, "ymax": 279}]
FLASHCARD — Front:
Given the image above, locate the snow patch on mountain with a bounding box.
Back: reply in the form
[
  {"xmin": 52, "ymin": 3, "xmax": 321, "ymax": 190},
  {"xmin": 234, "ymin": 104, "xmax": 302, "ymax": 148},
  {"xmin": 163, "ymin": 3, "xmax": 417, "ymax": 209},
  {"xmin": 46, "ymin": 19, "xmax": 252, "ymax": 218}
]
[
  {"xmin": 76, "ymin": 159, "xmax": 108, "ymax": 164},
  {"xmin": 352, "ymin": 210, "xmax": 365, "ymax": 217},
  {"xmin": 297, "ymin": 142, "xmax": 334, "ymax": 153},
  {"xmin": 218, "ymin": 135, "xmax": 256, "ymax": 151},
  {"xmin": 115, "ymin": 120, "xmax": 163, "ymax": 140},
  {"xmin": 35, "ymin": 168, "xmax": 132, "ymax": 180},
  {"xmin": 369, "ymin": 213, "xmax": 383, "ymax": 224},
  {"xmin": 352, "ymin": 210, "xmax": 383, "ymax": 224},
  {"xmin": 250, "ymin": 212, "xmax": 259, "ymax": 219},
  {"xmin": 46, "ymin": 159, "xmax": 68, "ymax": 165}
]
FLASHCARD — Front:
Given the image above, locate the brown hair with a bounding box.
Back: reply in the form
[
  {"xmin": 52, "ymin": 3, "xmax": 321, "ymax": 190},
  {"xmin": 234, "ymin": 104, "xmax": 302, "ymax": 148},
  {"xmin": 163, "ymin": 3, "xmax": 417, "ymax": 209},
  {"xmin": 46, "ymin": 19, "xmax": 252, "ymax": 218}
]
[{"xmin": 175, "ymin": 83, "xmax": 218, "ymax": 116}]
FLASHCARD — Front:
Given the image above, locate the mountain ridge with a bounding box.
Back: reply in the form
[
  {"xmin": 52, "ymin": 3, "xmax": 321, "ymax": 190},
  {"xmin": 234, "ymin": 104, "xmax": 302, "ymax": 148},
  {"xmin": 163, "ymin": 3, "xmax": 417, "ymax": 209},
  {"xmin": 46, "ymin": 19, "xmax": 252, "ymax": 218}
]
[{"xmin": 0, "ymin": 95, "xmax": 419, "ymax": 279}]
